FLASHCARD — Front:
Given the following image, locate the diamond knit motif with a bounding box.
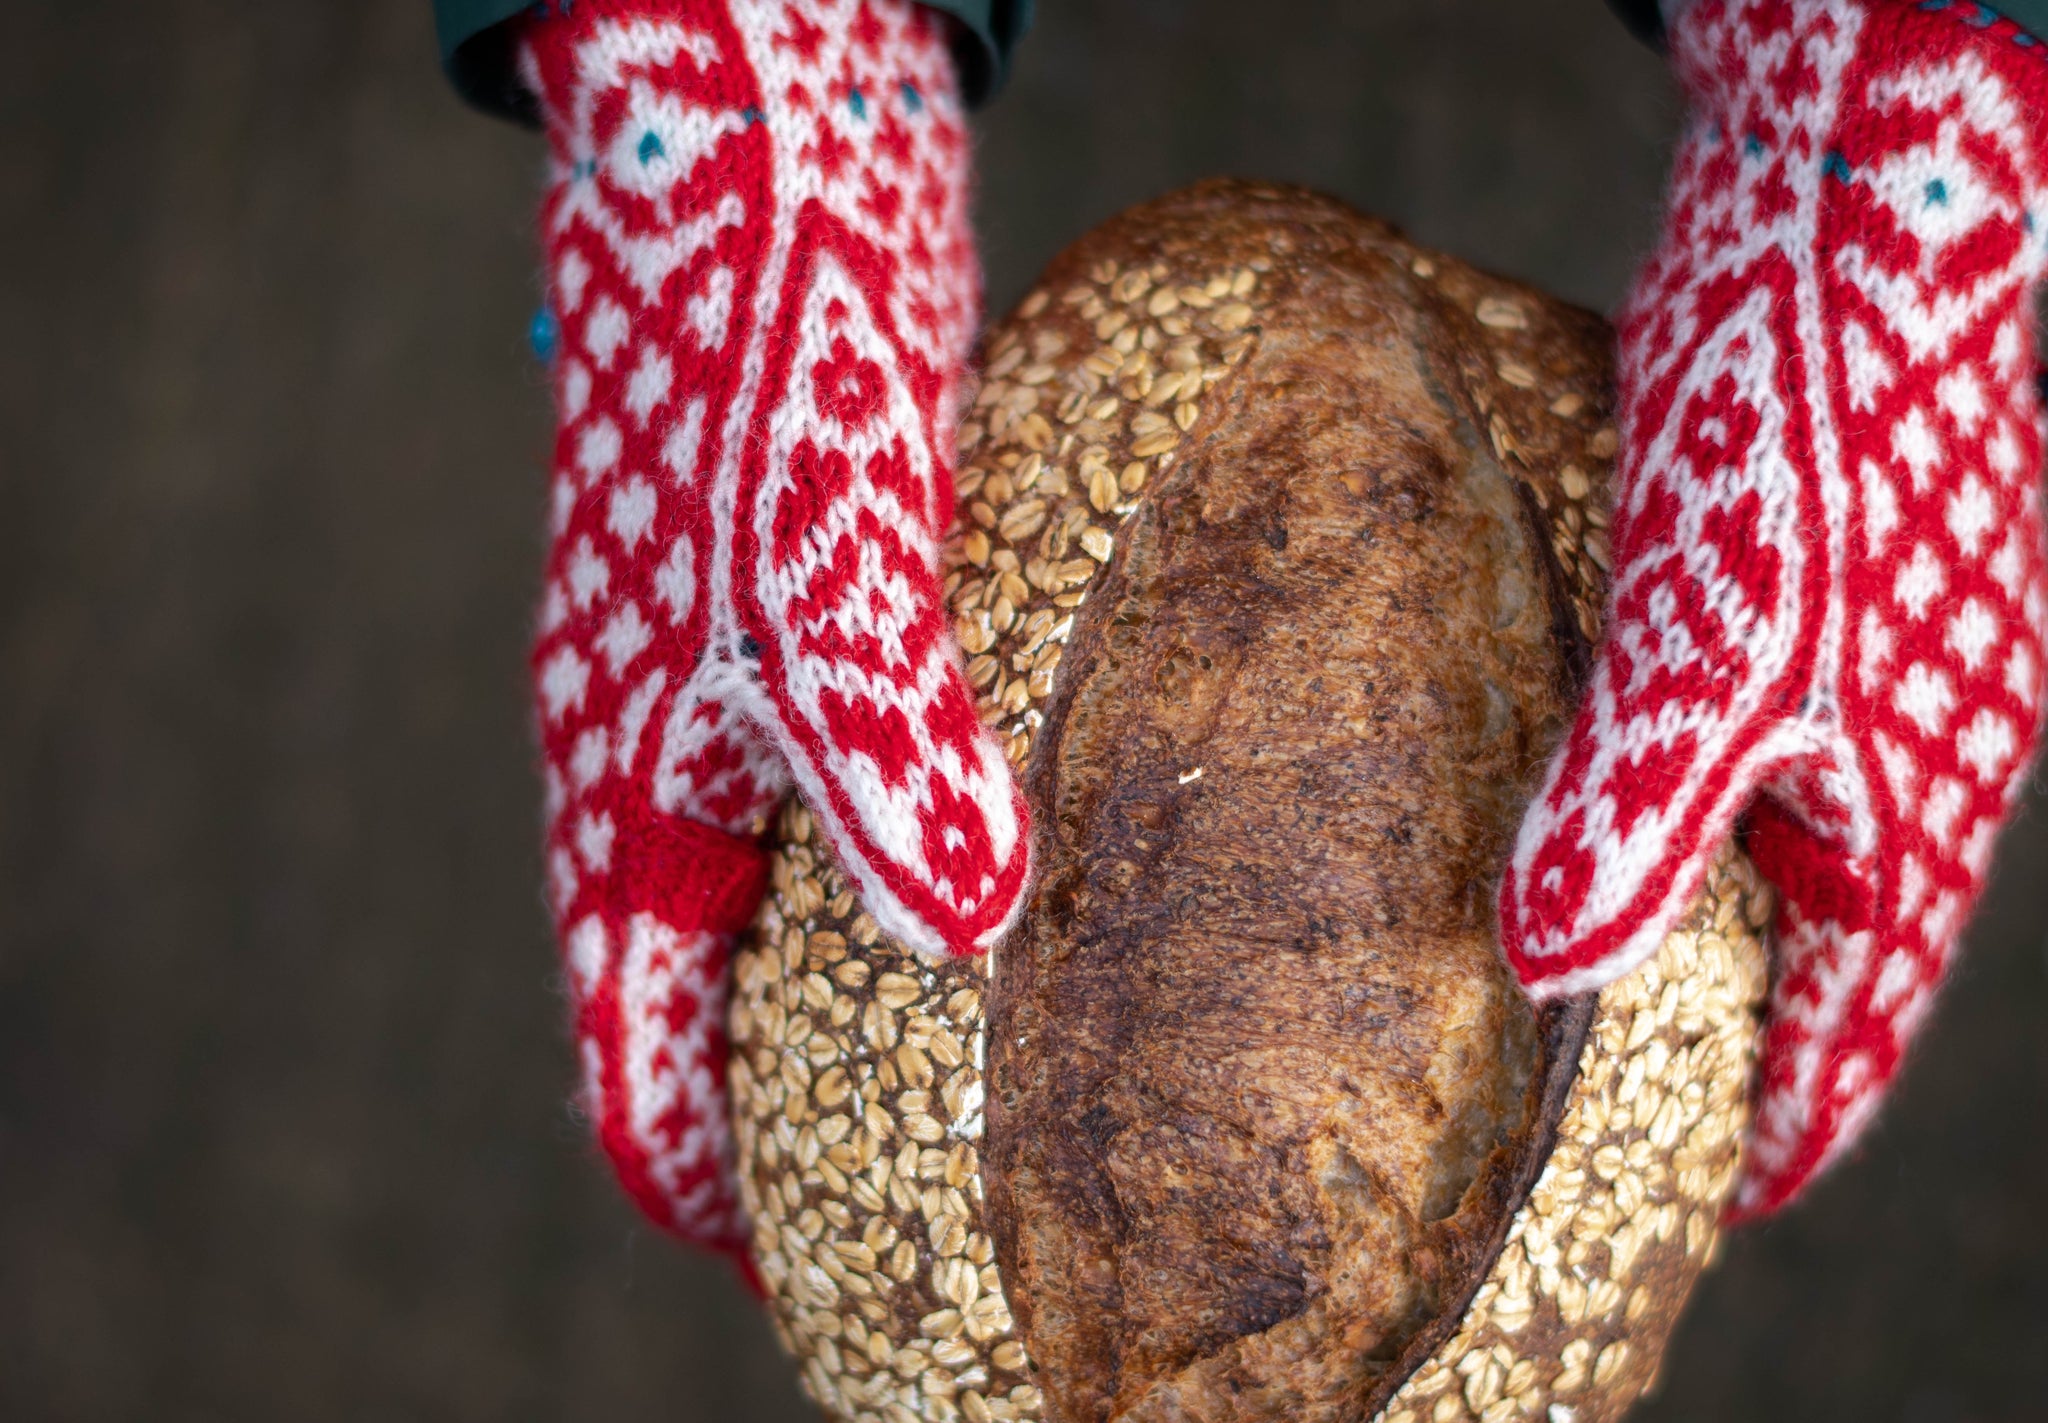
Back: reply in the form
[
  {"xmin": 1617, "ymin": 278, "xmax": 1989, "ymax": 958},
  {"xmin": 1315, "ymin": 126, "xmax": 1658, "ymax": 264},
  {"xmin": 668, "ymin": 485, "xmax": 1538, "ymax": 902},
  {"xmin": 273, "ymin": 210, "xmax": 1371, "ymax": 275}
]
[
  {"xmin": 520, "ymin": 0, "xmax": 1018, "ymax": 1256},
  {"xmin": 727, "ymin": 0, "xmax": 1025, "ymax": 960},
  {"xmin": 1502, "ymin": 0, "xmax": 2048, "ymax": 1217}
]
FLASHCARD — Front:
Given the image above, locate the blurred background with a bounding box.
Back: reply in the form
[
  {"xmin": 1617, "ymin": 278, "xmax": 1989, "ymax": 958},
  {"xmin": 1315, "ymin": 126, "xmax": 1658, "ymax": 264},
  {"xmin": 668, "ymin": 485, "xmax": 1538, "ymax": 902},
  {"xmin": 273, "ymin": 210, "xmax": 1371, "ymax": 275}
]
[{"xmin": 3, "ymin": 1, "xmax": 2045, "ymax": 1419}]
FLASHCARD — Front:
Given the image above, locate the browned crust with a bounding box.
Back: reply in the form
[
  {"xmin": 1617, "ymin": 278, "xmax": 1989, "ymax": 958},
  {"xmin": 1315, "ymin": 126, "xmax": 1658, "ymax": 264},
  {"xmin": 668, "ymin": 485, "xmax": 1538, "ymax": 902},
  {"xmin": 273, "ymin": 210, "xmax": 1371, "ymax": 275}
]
[
  {"xmin": 1357, "ymin": 992, "xmax": 1596, "ymax": 1423},
  {"xmin": 984, "ymin": 183, "xmax": 1625, "ymax": 1423}
]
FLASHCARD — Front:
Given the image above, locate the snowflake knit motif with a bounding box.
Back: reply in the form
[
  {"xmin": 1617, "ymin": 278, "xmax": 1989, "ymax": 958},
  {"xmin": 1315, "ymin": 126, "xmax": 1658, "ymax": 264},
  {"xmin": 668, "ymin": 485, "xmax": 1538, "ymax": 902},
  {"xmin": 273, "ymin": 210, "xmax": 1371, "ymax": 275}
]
[
  {"xmin": 1502, "ymin": 0, "xmax": 2048, "ymax": 1217},
  {"xmin": 519, "ymin": 0, "xmax": 1025, "ymax": 1257}
]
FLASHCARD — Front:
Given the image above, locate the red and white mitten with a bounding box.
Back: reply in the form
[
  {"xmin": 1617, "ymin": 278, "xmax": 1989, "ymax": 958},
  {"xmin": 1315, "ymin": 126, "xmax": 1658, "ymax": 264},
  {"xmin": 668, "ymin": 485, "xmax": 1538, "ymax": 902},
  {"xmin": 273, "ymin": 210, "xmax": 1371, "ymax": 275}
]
[
  {"xmin": 1502, "ymin": 0, "xmax": 2048, "ymax": 1217},
  {"xmin": 519, "ymin": 0, "xmax": 1026, "ymax": 1261}
]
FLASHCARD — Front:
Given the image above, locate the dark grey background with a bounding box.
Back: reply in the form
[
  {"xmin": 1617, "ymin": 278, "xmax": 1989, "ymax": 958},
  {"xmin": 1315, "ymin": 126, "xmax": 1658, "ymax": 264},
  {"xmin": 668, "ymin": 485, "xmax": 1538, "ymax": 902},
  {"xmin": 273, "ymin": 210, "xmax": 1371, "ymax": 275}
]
[{"xmin": 4, "ymin": 1, "xmax": 2044, "ymax": 1419}]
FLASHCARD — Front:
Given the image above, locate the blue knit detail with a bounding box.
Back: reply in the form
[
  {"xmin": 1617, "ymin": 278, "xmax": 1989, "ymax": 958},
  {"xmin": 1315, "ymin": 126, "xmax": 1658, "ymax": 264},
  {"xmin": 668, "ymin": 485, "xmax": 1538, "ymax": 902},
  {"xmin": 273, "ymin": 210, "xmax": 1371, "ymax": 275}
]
[
  {"xmin": 530, "ymin": 303, "xmax": 560, "ymax": 364},
  {"xmin": 1824, "ymin": 150, "xmax": 1855, "ymax": 183},
  {"xmin": 637, "ymin": 130, "xmax": 665, "ymax": 164}
]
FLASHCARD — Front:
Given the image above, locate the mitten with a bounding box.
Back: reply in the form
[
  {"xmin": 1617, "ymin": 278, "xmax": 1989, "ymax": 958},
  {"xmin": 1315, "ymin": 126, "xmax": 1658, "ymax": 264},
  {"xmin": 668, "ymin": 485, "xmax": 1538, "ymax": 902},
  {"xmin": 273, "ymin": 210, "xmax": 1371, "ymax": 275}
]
[
  {"xmin": 519, "ymin": 0, "xmax": 1026, "ymax": 1261},
  {"xmin": 1502, "ymin": 0, "xmax": 2048, "ymax": 1217}
]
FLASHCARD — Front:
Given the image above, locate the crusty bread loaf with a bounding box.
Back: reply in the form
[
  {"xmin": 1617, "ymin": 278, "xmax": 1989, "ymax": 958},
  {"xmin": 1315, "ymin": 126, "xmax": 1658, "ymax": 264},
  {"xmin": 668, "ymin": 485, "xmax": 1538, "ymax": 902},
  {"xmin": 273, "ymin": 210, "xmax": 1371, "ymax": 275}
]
[{"xmin": 728, "ymin": 181, "xmax": 1770, "ymax": 1423}]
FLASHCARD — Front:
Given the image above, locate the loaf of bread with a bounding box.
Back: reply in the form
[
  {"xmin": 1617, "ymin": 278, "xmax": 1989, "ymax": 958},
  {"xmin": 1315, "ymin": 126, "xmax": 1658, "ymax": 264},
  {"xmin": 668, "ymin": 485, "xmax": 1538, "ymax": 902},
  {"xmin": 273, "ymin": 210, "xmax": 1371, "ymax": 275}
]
[{"xmin": 728, "ymin": 182, "xmax": 1771, "ymax": 1423}]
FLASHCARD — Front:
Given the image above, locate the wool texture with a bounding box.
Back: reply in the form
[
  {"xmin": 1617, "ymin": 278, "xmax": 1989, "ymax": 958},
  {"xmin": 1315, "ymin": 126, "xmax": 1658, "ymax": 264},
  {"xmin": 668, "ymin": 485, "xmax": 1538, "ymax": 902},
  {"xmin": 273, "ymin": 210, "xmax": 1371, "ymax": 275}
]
[
  {"xmin": 1502, "ymin": 0, "xmax": 2048, "ymax": 1217},
  {"xmin": 520, "ymin": 0, "xmax": 1025, "ymax": 1255}
]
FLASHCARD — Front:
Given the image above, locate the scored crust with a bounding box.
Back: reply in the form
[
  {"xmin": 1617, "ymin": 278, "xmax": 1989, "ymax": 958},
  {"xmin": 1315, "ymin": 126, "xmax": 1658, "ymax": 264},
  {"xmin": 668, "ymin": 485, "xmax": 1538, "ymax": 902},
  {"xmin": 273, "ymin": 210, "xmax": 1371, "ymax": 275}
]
[{"xmin": 728, "ymin": 182, "xmax": 1769, "ymax": 1423}]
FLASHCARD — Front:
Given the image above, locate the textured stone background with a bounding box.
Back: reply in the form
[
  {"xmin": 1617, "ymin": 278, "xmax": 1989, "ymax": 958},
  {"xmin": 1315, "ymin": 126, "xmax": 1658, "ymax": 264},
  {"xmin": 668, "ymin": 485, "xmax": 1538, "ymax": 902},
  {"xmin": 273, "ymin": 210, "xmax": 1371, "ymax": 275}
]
[{"xmin": 3, "ymin": 1, "xmax": 2044, "ymax": 1419}]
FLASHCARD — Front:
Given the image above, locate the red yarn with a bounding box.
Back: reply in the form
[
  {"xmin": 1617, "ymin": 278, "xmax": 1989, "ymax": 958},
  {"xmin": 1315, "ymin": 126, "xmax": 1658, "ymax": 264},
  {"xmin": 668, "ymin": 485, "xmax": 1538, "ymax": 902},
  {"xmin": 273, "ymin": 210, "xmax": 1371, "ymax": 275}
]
[
  {"xmin": 1503, "ymin": 0, "xmax": 2048, "ymax": 1217},
  {"xmin": 519, "ymin": 0, "xmax": 1023, "ymax": 1254}
]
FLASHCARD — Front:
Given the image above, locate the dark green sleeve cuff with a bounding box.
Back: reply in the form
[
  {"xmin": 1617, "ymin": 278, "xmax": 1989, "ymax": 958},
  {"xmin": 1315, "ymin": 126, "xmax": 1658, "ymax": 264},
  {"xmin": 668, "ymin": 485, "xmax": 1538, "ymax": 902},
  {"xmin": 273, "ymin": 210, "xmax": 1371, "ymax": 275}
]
[
  {"xmin": 1987, "ymin": 0, "xmax": 2048, "ymax": 44},
  {"xmin": 1604, "ymin": 0, "xmax": 1666, "ymax": 47},
  {"xmin": 435, "ymin": 0, "xmax": 1033, "ymax": 127},
  {"xmin": 437, "ymin": 0, "xmax": 540, "ymax": 124},
  {"xmin": 929, "ymin": 0, "xmax": 1034, "ymax": 109}
]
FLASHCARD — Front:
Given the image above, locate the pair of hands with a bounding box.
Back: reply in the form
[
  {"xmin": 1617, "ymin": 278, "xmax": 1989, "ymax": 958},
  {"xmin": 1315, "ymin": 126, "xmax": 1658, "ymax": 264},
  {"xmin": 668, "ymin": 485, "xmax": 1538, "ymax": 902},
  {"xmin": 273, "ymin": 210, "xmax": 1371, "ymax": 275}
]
[{"xmin": 522, "ymin": 0, "xmax": 2047, "ymax": 1254}]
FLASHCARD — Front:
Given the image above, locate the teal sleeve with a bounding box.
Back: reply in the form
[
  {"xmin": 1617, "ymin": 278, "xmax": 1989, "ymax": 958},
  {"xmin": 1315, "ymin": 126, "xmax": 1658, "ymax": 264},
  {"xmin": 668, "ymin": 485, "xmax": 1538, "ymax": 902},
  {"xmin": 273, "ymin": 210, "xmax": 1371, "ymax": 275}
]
[
  {"xmin": 436, "ymin": 0, "xmax": 1033, "ymax": 126},
  {"xmin": 1604, "ymin": 0, "xmax": 1666, "ymax": 46},
  {"xmin": 924, "ymin": 0, "xmax": 1034, "ymax": 109},
  {"xmin": 1987, "ymin": 0, "xmax": 2048, "ymax": 43}
]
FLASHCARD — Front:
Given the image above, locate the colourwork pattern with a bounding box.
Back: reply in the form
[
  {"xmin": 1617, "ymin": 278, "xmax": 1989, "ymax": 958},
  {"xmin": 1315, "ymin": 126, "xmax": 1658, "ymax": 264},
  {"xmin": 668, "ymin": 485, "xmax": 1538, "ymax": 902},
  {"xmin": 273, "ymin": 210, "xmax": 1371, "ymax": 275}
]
[
  {"xmin": 520, "ymin": 0, "xmax": 1023, "ymax": 1253},
  {"xmin": 1503, "ymin": 0, "xmax": 2048, "ymax": 1214}
]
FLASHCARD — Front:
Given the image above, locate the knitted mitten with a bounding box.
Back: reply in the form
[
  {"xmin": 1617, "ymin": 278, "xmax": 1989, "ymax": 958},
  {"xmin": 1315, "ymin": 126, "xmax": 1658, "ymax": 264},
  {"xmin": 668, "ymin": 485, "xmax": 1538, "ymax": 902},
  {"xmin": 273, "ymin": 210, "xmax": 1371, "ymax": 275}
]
[
  {"xmin": 519, "ymin": 0, "xmax": 1024, "ymax": 1258},
  {"xmin": 1502, "ymin": 0, "xmax": 2048, "ymax": 1216}
]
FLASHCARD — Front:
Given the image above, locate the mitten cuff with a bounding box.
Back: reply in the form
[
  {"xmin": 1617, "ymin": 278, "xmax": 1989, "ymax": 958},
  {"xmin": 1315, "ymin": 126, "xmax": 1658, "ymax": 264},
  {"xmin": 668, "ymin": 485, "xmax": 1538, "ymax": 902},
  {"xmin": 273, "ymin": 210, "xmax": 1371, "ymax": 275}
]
[{"xmin": 609, "ymin": 813, "xmax": 770, "ymax": 940}]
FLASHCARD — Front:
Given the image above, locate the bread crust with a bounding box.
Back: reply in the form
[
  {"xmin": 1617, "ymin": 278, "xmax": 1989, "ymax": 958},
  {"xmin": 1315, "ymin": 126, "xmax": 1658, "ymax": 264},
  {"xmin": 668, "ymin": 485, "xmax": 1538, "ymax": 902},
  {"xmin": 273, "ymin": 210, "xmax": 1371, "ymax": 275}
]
[{"xmin": 985, "ymin": 184, "xmax": 1609, "ymax": 1423}]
